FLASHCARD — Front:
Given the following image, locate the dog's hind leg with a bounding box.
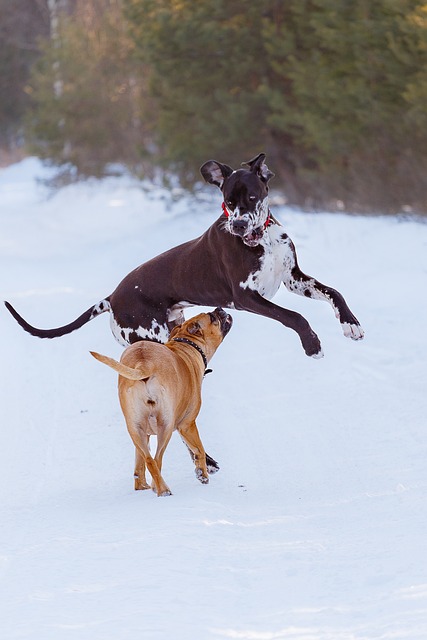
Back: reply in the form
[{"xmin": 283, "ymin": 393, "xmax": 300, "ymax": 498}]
[
  {"xmin": 181, "ymin": 440, "xmax": 220, "ymax": 474},
  {"xmin": 153, "ymin": 424, "xmax": 174, "ymax": 478},
  {"xmin": 178, "ymin": 420, "xmax": 209, "ymax": 485},
  {"xmin": 134, "ymin": 444, "xmax": 150, "ymax": 491},
  {"xmin": 145, "ymin": 456, "xmax": 171, "ymax": 497},
  {"xmin": 126, "ymin": 420, "xmax": 172, "ymax": 496}
]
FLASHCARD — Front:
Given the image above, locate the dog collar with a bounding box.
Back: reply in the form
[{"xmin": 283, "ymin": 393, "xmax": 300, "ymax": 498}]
[
  {"xmin": 221, "ymin": 202, "xmax": 272, "ymax": 230},
  {"xmin": 172, "ymin": 337, "xmax": 212, "ymax": 376}
]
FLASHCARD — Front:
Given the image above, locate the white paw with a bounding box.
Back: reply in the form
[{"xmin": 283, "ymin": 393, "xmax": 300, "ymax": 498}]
[
  {"xmin": 207, "ymin": 464, "xmax": 219, "ymax": 475},
  {"xmin": 196, "ymin": 468, "xmax": 209, "ymax": 484},
  {"xmin": 342, "ymin": 322, "xmax": 364, "ymax": 340},
  {"xmin": 311, "ymin": 348, "xmax": 324, "ymax": 359}
]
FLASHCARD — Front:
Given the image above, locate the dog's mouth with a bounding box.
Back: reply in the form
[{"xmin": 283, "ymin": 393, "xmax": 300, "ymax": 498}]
[
  {"xmin": 210, "ymin": 307, "xmax": 233, "ymax": 336},
  {"xmin": 227, "ymin": 223, "xmax": 265, "ymax": 247},
  {"xmin": 242, "ymin": 227, "xmax": 265, "ymax": 247}
]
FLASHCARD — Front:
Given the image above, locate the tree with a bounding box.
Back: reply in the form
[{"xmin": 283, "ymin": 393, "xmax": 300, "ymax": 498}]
[
  {"xmin": 125, "ymin": 0, "xmax": 272, "ymax": 181},
  {"xmin": 262, "ymin": 0, "xmax": 427, "ymax": 210},
  {"xmin": 0, "ymin": 0, "xmax": 50, "ymax": 152},
  {"xmin": 22, "ymin": 0, "xmax": 427, "ymax": 211},
  {"xmin": 126, "ymin": 0, "xmax": 427, "ymax": 211},
  {"xmin": 26, "ymin": 0, "xmax": 151, "ymax": 176}
]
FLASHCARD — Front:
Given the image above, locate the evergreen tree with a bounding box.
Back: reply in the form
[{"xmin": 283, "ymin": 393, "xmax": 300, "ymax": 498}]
[
  {"xmin": 125, "ymin": 0, "xmax": 271, "ymax": 181},
  {"xmin": 0, "ymin": 0, "xmax": 50, "ymax": 152},
  {"xmin": 20, "ymin": 0, "xmax": 427, "ymax": 211},
  {"xmin": 262, "ymin": 0, "xmax": 427, "ymax": 209},
  {"xmin": 126, "ymin": 0, "xmax": 427, "ymax": 211},
  {"xmin": 27, "ymin": 0, "xmax": 150, "ymax": 176}
]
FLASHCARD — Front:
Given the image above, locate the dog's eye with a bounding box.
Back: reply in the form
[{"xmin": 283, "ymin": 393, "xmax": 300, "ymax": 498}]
[
  {"xmin": 188, "ymin": 321, "xmax": 202, "ymax": 335},
  {"xmin": 226, "ymin": 200, "xmax": 234, "ymax": 208},
  {"xmin": 249, "ymin": 195, "xmax": 256, "ymax": 201}
]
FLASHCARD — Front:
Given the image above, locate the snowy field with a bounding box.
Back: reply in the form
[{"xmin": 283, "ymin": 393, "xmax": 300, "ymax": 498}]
[{"xmin": 1, "ymin": 157, "xmax": 427, "ymax": 640}]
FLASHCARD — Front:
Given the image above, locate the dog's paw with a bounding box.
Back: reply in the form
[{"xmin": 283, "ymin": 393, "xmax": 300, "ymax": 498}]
[
  {"xmin": 310, "ymin": 347, "xmax": 324, "ymax": 360},
  {"xmin": 302, "ymin": 331, "xmax": 323, "ymax": 359},
  {"xmin": 304, "ymin": 341, "xmax": 324, "ymax": 359},
  {"xmin": 206, "ymin": 453, "xmax": 220, "ymax": 474},
  {"xmin": 134, "ymin": 480, "xmax": 151, "ymax": 491},
  {"xmin": 207, "ymin": 464, "xmax": 219, "ymax": 474},
  {"xmin": 151, "ymin": 483, "xmax": 172, "ymax": 496},
  {"xmin": 195, "ymin": 468, "xmax": 209, "ymax": 484},
  {"xmin": 342, "ymin": 322, "xmax": 364, "ymax": 341},
  {"xmin": 157, "ymin": 489, "xmax": 172, "ymax": 498}
]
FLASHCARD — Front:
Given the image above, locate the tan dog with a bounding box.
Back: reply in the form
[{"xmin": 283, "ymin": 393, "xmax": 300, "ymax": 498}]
[{"xmin": 91, "ymin": 307, "xmax": 232, "ymax": 496}]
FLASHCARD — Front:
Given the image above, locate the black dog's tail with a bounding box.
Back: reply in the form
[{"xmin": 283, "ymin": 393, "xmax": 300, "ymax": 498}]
[{"xmin": 4, "ymin": 299, "xmax": 111, "ymax": 339}]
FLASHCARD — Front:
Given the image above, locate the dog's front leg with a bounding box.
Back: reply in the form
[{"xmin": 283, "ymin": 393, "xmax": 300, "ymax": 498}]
[
  {"xmin": 234, "ymin": 290, "xmax": 323, "ymax": 357},
  {"xmin": 179, "ymin": 421, "xmax": 209, "ymax": 484},
  {"xmin": 282, "ymin": 237, "xmax": 364, "ymax": 340}
]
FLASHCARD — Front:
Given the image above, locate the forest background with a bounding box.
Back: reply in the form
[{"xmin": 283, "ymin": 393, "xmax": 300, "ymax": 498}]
[{"xmin": 1, "ymin": 0, "xmax": 427, "ymax": 213}]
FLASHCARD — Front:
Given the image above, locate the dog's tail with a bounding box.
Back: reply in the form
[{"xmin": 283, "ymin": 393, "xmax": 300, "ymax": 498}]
[
  {"xmin": 4, "ymin": 299, "xmax": 111, "ymax": 339},
  {"xmin": 90, "ymin": 351, "xmax": 147, "ymax": 381}
]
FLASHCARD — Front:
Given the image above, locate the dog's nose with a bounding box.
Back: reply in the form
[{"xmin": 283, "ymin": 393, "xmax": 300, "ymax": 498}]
[
  {"xmin": 232, "ymin": 218, "xmax": 249, "ymax": 234},
  {"xmin": 214, "ymin": 307, "xmax": 226, "ymax": 319}
]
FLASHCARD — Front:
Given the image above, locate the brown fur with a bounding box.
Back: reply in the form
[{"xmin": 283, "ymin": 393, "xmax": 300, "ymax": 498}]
[{"xmin": 91, "ymin": 309, "xmax": 231, "ymax": 496}]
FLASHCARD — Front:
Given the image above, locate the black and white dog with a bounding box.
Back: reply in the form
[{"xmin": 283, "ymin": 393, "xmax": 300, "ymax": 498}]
[{"xmin": 5, "ymin": 153, "xmax": 363, "ymax": 359}]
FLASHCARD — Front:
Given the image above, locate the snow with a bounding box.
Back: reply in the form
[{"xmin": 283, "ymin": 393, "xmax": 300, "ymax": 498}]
[{"xmin": 1, "ymin": 157, "xmax": 427, "ymax": 639}]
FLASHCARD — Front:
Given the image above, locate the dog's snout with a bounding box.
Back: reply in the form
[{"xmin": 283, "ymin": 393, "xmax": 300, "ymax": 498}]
[
  {"xmin": 209, "ymin": 307, "xmax": 226, "ymax": 324},
  {"xmin": 210, "ymin": 307, "xmax": 232, "ymax": 336},
  {"xmin": 232, "ymin": 218, "xmax": 249, "ymax": 234},
  {"xmin": 214, "ymin": 307, "xmax": 226, "ymax": 318}
]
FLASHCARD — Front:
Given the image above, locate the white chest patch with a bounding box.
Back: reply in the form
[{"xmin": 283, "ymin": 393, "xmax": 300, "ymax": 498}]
[{"xmin": 239, "ymin": 224, "xmax": 293, "ymax": 300}]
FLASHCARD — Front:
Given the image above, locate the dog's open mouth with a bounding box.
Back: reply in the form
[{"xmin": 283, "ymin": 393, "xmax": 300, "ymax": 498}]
[
  {"xmin": 243, "ymin": 227, "xmax": 265, "ymax": 247},
  {"xmin": 211, "ymin": 307, "xmax": 233, "ymax": 336},
  {"xmin": 221, "ymin": 313, "xmax": 233, "ymax": 336}
]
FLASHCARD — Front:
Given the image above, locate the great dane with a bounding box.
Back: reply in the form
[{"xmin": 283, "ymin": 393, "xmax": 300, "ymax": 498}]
[{"xmin": 5, "ymin": 153, "xmax": 363, "ymax": 360}]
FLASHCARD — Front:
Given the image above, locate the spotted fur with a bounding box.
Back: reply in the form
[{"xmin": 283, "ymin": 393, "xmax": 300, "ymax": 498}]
[
  {"xmin": 224, "ymin": 196, "xmax": 270, "ymax": 241},
  {"xmin": 239, "ymin": 221, "xmax": 364, "ymax": 341}
]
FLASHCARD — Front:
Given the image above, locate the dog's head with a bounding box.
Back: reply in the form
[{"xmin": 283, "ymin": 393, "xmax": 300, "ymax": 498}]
[
  {"xmin": 200, "ymin": 153, "xmax": 275, "ymax": 247},
  {"xmin": 169, "ymin": 307, "xmax": 232, "ymax": 362}
]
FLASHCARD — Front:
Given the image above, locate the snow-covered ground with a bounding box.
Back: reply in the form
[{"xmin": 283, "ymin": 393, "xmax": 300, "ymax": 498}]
[{"xmin": 1, "ymin": 157, "xmax": 427, "ymax": 640}]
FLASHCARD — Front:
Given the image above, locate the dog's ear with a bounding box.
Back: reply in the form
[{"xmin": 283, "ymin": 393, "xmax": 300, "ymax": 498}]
[
  {"xmin": 200, "ymin": 160, "xmax": 234, "ymax": 189},
  {"xmin": 187, "ymin": 321, "xmax": 203, "ymax": 337},
  {"xmin": 169, "ymin": 324, "xmax": 182, "ymax": 339},
  {"xmin": 242, "ymin": 153, "xmax": 275, "ymax": 184}
]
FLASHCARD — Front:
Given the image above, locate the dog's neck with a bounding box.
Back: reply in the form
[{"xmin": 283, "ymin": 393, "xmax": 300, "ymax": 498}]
[{"xmin": 171, "ymin": 337, "xmax": 212, "ymax": 376}]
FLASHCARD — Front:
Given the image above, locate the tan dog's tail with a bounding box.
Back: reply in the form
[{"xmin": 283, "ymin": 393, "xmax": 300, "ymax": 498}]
[{"xmin": 90, "ymin": 351, "xmax": 147, "ymax": 381}]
